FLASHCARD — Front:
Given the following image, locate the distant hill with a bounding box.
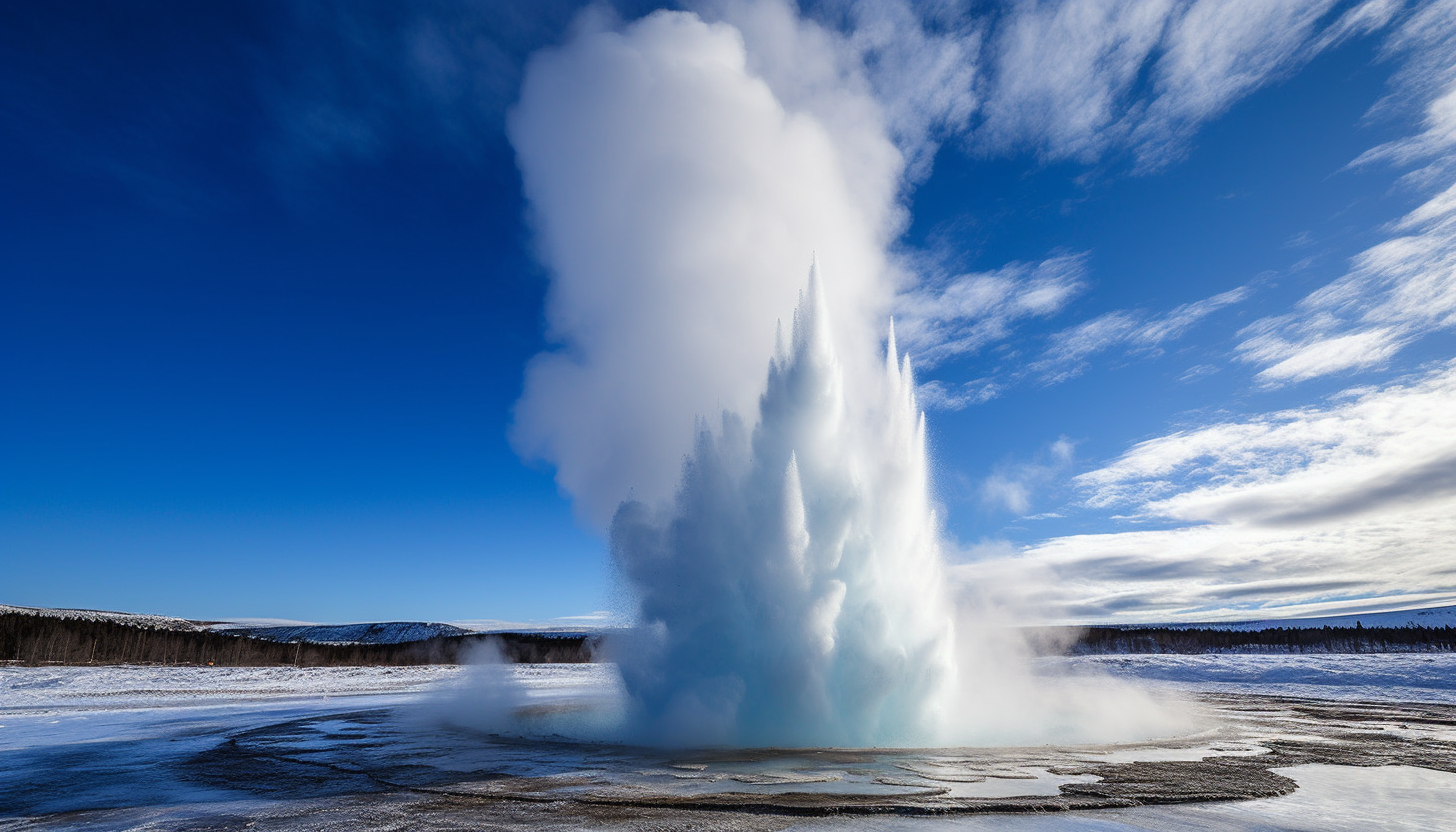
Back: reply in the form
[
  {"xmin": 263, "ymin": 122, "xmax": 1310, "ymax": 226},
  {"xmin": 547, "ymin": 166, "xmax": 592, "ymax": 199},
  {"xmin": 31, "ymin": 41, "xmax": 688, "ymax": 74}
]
[
  {"xmin": 1, "ymin": 605, "xmax": 597, "ymax": 666},
  {"xmin": 217, "ymin": 621, "xmax": 474, "ymax": 645},
  {"xmin": 0, "ymin": 603, "xmax": 207, "ymax": 632}
]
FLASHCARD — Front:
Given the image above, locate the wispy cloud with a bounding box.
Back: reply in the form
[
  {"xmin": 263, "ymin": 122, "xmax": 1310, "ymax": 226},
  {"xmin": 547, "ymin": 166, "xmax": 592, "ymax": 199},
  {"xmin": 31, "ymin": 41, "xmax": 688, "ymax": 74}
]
[
  {"xmin": 979, "ymin": 437, "xmax": 1076, "ymax": 515},
  {"xmin": 1233, "ymin": 1, "xmax": 1456, "ymax": 385},
  {"xmin": 974, "ymin": 0, "xmax": 1175, "ymax": 162},
  {"xmin": 1125, "ymin": 0, "xmax": 1348, "ymax": 168},
  {"xmin": 916, "ymin": 378, "xmax": 1001, "ymax": 410},
  {"xmin": 1351, "ymin": 0, "xmax": 1456, "ymax": 177},
  {"xmin": 954, "ymin": 508, "xmax": 1456, "ymax": 624},
  {"xmin": 1031, "ymin": 285, "xmax": 1250, "ymax": 383},
  {"xmin": 954, "ymin": 359, "xmax": 1456, "ymax": 623},
  {"xmin": 893, "ymin": 252, "xmax": 1089, "ymax": 368},
  {"xmin": 1236, "ymin": 179, "xmax": 1456, "ymax": 384},
  {"xmin": 968, "ymin": 0, "xmax": 1392, "ymax": 168},
  {"xmin": 1078, "ymin": 360, "xmax": 1456, "ymax": 526}
]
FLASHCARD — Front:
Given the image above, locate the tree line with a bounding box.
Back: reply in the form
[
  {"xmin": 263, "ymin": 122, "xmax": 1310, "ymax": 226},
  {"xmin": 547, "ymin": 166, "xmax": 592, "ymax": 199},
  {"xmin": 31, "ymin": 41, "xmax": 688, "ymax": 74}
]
[
  {"xmin": 0, "ymin": 611, "xmax": 597, "ymax": 666},
  {"xmin": 1072, "ymin": 624, "xmax": 1456, "ymax": 654}
]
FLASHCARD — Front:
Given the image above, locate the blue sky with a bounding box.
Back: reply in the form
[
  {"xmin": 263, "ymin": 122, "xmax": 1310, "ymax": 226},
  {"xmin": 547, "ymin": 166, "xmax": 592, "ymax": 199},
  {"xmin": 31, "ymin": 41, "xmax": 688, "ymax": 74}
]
[{"xmin": 4, "ymin": 0, "xmax": 1455, "ymax": 625}]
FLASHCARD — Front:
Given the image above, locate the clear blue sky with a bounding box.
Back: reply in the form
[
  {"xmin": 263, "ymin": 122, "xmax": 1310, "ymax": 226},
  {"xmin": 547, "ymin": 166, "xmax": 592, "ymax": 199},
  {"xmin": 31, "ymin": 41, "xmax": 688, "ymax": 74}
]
[{"xmin": 4, "ymin": 0, "xmax": 1455, "ymax": 624}]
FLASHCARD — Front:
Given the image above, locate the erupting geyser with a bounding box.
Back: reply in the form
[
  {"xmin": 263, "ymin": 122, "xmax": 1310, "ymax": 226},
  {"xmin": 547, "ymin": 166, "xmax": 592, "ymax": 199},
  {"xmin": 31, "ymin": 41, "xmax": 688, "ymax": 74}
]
[{"xmin": 610, "ymin": 261, "xmax": 958, "ymax": 747}]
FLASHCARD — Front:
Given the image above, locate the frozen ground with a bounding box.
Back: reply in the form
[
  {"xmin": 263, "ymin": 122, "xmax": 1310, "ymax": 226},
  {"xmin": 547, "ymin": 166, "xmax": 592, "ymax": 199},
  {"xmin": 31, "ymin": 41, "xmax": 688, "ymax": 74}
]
[
  {"xmin": 2, "ymin": 656, "xmax": 1453, "ymax": 830},
  {"xmin": 1067, "ymin": 653, "xmax": 1456, "ymax": 705}
]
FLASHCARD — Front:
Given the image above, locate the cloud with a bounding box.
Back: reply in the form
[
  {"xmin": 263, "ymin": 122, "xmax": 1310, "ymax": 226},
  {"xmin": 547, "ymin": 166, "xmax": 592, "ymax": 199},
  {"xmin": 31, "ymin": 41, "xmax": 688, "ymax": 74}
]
[
  {"xmin": 1351, "ymin": 0, "xmax": 1456, "ymax": 175},
  {"xmin": 893, "ymin": 253, "xmax": 1089, "ymax": 369},
  {"xmin": 1233, "ymin": 1, "xmax": 1456, "ymax": 385},
  {"xmin": 830, "ymin": 0, "xmax": 982, "ymax": 179},
  {"xmin": 1238, "ymin": 326, "xmax": 1407, "ymax": 383},
  {"xmin": 905, "ymin": 276, "xmax": 1248, "ymax": 409},
  {"xmin": 1031, "ymin": 285, "xmax": 1250, "ymax": 383},
  {"xmin": 510, "ymin": 6, "xmax": 904, "ymax": 527},
  {"xmin": 974, "ymin": 0, "xmax": 1176, "ymax": 162},
  {"xmin": 968, "ymin": 0, "xmax": 1384, "ymax": 167},
  {"xmin": 979, "ymin": 437, "xmax": 1076, "ymax": 516},
  {"xmin": 952, "ymin": 360, "xmax": 1456, "ymax": 623},
  {"xmin": 1235, "ymin": 180, "xmax": 1456, "ymax": 384},
  {"xmin": 1090, "ymin": 361, "xmax": 1456, "ymax": 527},
  {"xmin": 953, "ymin": 503, "xmax": 1456, "ymax": 624},
  {"xmin": 916, "ymin": 378, "xmax": 1001, "ymax": 410},
  {"xmin": 1078, "ymin": 361, "xmax": 1456, "ymax": 522},
  {"xmin": 1125, "ymin": 0, "xmax": 1344, "ymax": 167}
]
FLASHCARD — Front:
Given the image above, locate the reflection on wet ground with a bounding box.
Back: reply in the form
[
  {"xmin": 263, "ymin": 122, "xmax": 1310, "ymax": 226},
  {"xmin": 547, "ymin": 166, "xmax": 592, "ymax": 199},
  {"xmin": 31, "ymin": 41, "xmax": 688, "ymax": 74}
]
[{"xmin": 3, "ymin": 684, "xmax": 1454, "ymax": 831}]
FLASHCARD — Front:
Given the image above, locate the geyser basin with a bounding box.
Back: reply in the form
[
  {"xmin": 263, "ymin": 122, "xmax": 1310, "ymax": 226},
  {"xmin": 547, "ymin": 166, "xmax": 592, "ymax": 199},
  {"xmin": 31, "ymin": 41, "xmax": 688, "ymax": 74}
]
[{"xmin": 8, "ymin": 661, "xmax": 1456, "ymax": 829}]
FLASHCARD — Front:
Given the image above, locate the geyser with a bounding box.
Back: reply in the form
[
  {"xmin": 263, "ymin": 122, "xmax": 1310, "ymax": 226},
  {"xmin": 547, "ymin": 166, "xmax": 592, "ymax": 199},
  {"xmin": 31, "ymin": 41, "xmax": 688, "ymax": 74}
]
[{"xmin": 610, "ymin": 261, "xmax": 957, "ymax": 748}]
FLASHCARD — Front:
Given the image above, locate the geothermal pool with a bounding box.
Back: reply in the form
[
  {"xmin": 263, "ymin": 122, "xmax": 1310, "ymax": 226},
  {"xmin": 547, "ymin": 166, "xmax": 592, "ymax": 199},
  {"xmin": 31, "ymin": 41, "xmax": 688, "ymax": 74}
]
[{"xmin": 3, "ymin": 657, "xmax": 1454, "ymax": 830}]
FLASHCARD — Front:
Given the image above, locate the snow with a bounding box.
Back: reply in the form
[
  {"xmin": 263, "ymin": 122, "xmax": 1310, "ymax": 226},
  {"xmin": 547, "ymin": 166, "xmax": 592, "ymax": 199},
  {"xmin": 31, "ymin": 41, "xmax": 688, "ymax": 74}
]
[
  {"xmin": 217, "ymin": 621, "xmax": 473, "ymax": 644},
  {"xmin": 1061, "ymin": 653, "xmax": 1456, "ymax": 704},
  {"xmin": 0, "ymin": 664, "xmax": 459, "ymax": 714},
  {"xmin": 3, "ymin": 657, "xmax": 1453, "ymax": 829},
  {"xmin": 0, "ymin": 603, "xmax": 205, "ymax": 631}
]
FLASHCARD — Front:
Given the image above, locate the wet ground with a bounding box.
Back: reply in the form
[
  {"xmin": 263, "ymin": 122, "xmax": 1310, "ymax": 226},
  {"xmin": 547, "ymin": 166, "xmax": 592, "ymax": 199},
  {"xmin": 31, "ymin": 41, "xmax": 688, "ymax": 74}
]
[{"xmin": 2, "ymin": 662, "xmax": 1454, "ymax": 830}]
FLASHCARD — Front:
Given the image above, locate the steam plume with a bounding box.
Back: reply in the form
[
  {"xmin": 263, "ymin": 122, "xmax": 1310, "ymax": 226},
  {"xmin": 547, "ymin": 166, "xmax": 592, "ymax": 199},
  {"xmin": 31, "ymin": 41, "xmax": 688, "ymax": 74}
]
[{"xmin": 509, "ymin": 9, "xmax": 900, "ymax": 527}]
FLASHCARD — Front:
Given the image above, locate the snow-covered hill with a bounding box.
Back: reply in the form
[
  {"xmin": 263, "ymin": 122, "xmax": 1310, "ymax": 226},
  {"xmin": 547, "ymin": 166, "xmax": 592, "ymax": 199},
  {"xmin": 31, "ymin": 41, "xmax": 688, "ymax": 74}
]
[
  {"xmin": 223, "ymin": 621, "xmax": 472, "ymax": 645},
  {"xmin": 0, "ymin": 603, "xmax": 205, "ymax": 632}
]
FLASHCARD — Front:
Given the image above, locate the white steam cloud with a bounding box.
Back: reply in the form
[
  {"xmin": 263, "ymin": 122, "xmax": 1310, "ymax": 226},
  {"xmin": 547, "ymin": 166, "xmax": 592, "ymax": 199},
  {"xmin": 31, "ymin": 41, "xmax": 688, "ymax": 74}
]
[{"xmin": 510, "ymin": 7, "xmax": 902, "ymax": 527}]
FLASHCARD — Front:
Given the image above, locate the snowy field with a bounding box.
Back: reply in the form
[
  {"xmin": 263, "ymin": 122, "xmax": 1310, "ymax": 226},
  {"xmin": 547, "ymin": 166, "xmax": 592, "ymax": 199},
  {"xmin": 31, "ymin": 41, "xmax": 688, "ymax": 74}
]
[
  {"xmin": 1067, "ymin": 653, "xmax": 1456, "ymax": 705},
  {"xmin": 2, "ymin": 657, "xmax": 1454, "ymax": 830}
]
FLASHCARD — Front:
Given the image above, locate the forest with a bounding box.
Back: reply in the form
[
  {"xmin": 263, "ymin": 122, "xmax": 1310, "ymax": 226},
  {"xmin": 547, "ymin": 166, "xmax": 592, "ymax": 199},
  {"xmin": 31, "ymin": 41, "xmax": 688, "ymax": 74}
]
[
  {"xmin": 1071, "ymin": 623, "xmax": 1456, "ymax": 654},
  {"xmin": 0, "ymin": 610, "xmax": 596, "ymax": 666},
  {"xmin": 9, "ymin": 608, "xmax": 1455, "ymax": 666}
]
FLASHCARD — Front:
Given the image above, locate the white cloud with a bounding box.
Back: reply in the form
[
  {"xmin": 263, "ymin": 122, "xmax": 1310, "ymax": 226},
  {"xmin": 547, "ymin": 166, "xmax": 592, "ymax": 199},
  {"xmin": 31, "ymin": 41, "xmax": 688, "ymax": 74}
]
[
  {"xmin": 1086, "ymin": 361, "xmax": 1456, "ymax": 528},
  {"xmin": 916, "ymin": 378, "xmax": 1001, "ymax": 410},
  {"xmin": 968, "ymin": 0, "xmax": 1380, "ymax": 167},
  {"xmin": 1352, "ymin": 0, "xmax": 1456, "ymax": 174},
  {"xmin": 833, "ymin": 0, "xmax": 982, "ymax": 179},
  {"xmin": 978, "ymin": 437, "xmax": 1076, "ymax": 516},
  {"xmin": 976, "ymin": 0, "xmax": 1175, "ymax": 162},
  {"xmin": 1240, "ymin": 327, "xmax": 1407, "ymax": 383},
  {"xmin": 1236, "ymin": 181, "xmax": 1456, "ymax": 384},
  {"xmin": 1127, "ymin": 0, "xmax": 1342, "ymax": 167},
  {"xmin": 975, "ymin": 362, "xmax": 1456, "ymax": 622},
  {"xmin": 510, "ymin": 7, "xmax": 904, "ymax": 528},
  {"xmin": 956, "ymin": 504, "xmax": 1456, "ymax": 624},
  {"xmin": 945, "ymin": 361, "xmax": 1456, "ymax": 623},
  {"xmin": 893, "ymin": 253, "xmax": 1088, "ymax": 368},
  {"xmin": 1032, "ymin": 285, "xmax": 1250, "ymax": 383},
  {"xmin": 1226, "ymin": 2, "xmax": 1456, "ymax": 386}
]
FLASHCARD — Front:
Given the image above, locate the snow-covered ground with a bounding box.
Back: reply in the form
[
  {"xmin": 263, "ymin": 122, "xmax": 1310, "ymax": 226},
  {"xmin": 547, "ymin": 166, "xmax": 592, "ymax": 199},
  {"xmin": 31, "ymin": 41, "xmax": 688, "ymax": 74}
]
[
  {"xmin": 1061, "ymin": 653, "xmax": 1456, "ymax": 704},
  {"xmin": 1, "ymin": 658, "xmax": 1452, "ymax": 830}
]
